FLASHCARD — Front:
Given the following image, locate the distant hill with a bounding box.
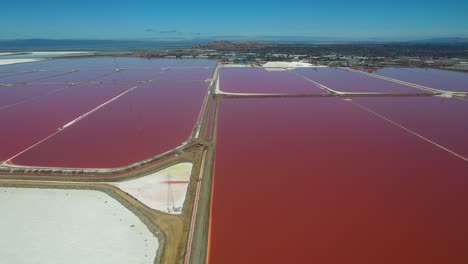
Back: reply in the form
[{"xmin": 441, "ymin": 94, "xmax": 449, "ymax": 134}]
[
  {"xmin": 192, "ymin": 41, "xmax": 271, "ymax": 50},
  {"xmin": 411, "ymin": 37, "xmax": 468, "ymax": 44},
  {"xmin": 1, "ymin": 38, "xmax": 467, "ymax": 51}
]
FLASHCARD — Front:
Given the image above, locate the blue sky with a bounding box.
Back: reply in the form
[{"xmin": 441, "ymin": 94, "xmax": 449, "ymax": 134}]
[{"xmin": 1, "ymin": 0, "xmax": 467, "ymax": 41}]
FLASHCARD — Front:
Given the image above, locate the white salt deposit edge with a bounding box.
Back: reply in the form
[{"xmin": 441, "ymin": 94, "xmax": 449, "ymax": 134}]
[
  {"xmin": 0, "ymin": 59, "xmax": 42, "ymax": 65},
  {"xmin": 112, "ymin": 163, "xmax": 193, "ymax": 214},
  {"xmin": 262, "ymin": 61, "xmax": 327, "ymax": 69},
  {"xmin": 0, "ymin": 187, "xmax": 158, "ymax": 264},
  {"xmin": 30, "ymin": 51, "xmax": 95, "ymax": 56}
]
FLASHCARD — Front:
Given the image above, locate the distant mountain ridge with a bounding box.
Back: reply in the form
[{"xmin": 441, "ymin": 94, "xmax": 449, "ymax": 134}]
[
  {"xmin": 192, "ymin": 41, "xmax": 270, "ymax": 50},
  {"xmin": 410, "ymin": 37, "xmax": 468, "ymax": 44},
  {"xmin": 0, "ymin": 39, "xmax": 199, "ymax": 51},
  {"xmin": 1, "ymin": 37, "xmax": 467, "ymax": 51}
]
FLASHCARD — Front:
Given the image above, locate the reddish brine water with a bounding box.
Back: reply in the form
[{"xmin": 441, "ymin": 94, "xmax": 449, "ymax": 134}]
[
  {"xmin": 87, "ymin": 58, "xmax": 215, "ymax": 69},
  {"xmin": 112, "ymin": 58, "xmax": 187, "ymax": 69},
  {"xmin": 27, "ymin": 59, "xmax": 102, "ymax": 71},
  {"xmin": 30, "ymin": 70, "xmax": 117, "ymax": 84},
  {"xmin": 112, "ymin": 58, "xmax": 175, "ymax": 69},
  {"xmin": 0, "ymin": 71, "xmax": 71, "ymax": 84},
  {"xmin": 294, "ymin": 67, "xmax": 430, "ymax": 94},
  {"xmin": 352, "ymin": 96, "xmax": 468, "ymax": 159},
  {"xmin": 108, "ymin": 58, "xmax": 215, "ymax": 69},
  {"xmin": 12, "ymin": 81, "xmax": 209, "ymax": 168},
  {"xmin": 219, "ymin": 68, "xmax": 327, "ymax": 94},
  {"xmin": 29, "ymin": 58, "xmax": 135, "ymax": 71},
  {"xmin": 0, "ymin": 72, "xmax": 27, "ymax": 78},
  {"xmin": 177, "ymin": 59, "xmax": 216, "ymax": 68},
  {"xmin": 0, "ymin": 58, "xmax": 216, "ymax": 72},
  {"xmin": 374, "ymin": 68, "xmax": 468, "ymax": 92},
  {"xmin": 39, "ymin": 58, "xmax": 182, "ymax": 70},
  {"xmin": 0, "ymin": 82, "xmax": 136, "ymax": 162},
  {"xmin": 0, "ymin": 61, "xmax": 48, "ymax": 72},
  {"xmin": 209, "ymin": 97, "xmax": 468, "ymax": 264},
  {"xmin": 0, "ymin": 84, "xmax": 69, "ymax": 108},
  {"xmin": 95, "ymin": 69, "xmax": 164, "ymax": 82},
  {"xmin": 153, "ymin": 68, "xmax": 214, "ymax": 81}
]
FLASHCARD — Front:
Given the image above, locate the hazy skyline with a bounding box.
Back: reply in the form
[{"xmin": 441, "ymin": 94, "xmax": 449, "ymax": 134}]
[{"xmin": 2, "ymin": 0, "xmax": 468, "ymax": 41}]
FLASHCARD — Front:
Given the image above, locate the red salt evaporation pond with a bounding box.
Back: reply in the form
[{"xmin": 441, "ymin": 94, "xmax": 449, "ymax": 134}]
[
  {"xmin": 42, "ymin": 58, "xmax": 213, "ymax": 70},
  {"xmin": 95, "ymin": 69, "xmax": 164, "ymax": 82},
  {"xmin": 11, "ymin": 58, "xmax": 139, "ymax": 72},
  {"xmin": 373, "ymin": 68, "xmax": 468, "ymax": 92},
  {"xmin": 36, "ymin": 58, "xmax": 162, "ymax": 71},
  {"xmin": 175, "ymin": 59, "xmax": 216, "ymax": 68},
  {"xmin": 12, "ymin": 81, "xmax": 209, "ymax": 169},
  {"xmin": 294, "ymin": 67, "xmax": 430, "ymax": 94},
  {"xmin": 0, "ymin": 72, "xmax": 28, "ymax": 78},
  {"xmin": 0, "ymin": 58, "xmax": 216, "ymax": 72},
  {"xmin": 210, "ymin": 97, "xmax": 468, "ymax": 264},
  {"xmin": 30, "ymin": 70, "xmax": 116, "ymax": 84},
  {"xmin": 18, "ymin": 59, "xmax": 100, "ymax": 71},
  {"xmin": 116, "ymin": 58, "xmax": 216, "ymax": 69},
  {"xmin": 0, "ymin": 61, "xmax": 48, "ymax": 72},
  {"xmin": 115, "ymin": 58, "xmax": 184, "ymax": 69},
  {"xmin": 0, "ymin": 71, "xmax": 71, "ymax": 84},
  {"xmin": 0, "ymin": 82, "xmax": 137, "ymax": 162},
  {"xmin": 152, "ymin": 68, "xmax": 214, "ymax": 81},
  {"xmin": 0, "ymin": 84, "xmax": 68, "ymax": 109},
  {"xmin": 112, "ymin": 58, "xmax": 174, "ymax": 69},
  {"xmin": 79, "ymin": 58, "xmax": 185, "ymax": 69},
  {"xmin": 352, "ymin": 96, "xmax": 468, "ymax": 159},
  {"xmin": 19, "ymin": 58, "xmax": 139, "ymax": 71},
  {"xmin": 219, "ymin": 68, "xmax": 327, "ymax": 94},
  {"xmin": 0, "ymin": 58, "xmax": 147, "ymax": 72}
]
